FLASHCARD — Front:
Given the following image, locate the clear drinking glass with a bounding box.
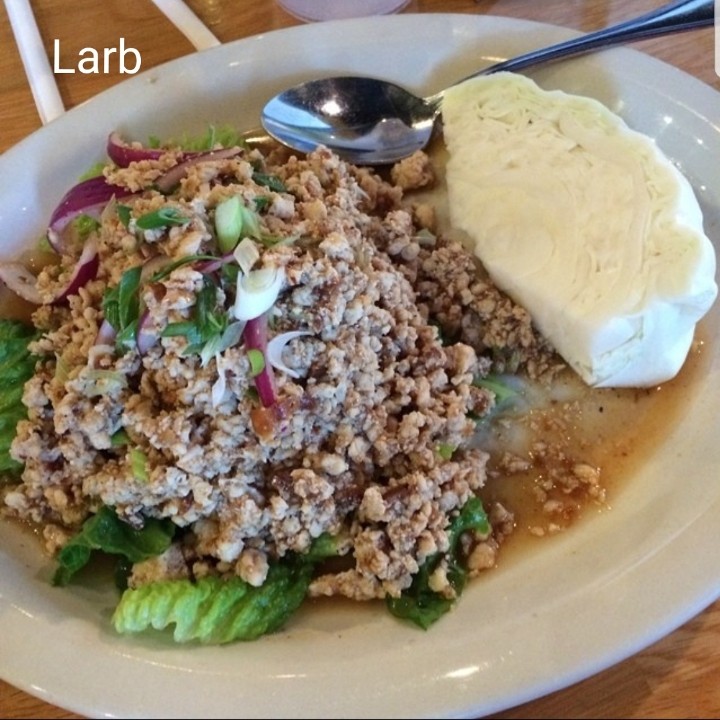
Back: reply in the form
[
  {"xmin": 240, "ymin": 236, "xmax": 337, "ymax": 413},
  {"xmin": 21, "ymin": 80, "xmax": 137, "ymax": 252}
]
[{"xmin": 276, "ymin": 0, "xmax": 410, "ymax": 22}]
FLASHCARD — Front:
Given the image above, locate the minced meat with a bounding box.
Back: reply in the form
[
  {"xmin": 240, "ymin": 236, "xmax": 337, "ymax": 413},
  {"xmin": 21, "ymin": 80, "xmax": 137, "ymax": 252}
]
[{"xmin": 3, "ymin": 140, "xmax": 561, "ymax": 602}]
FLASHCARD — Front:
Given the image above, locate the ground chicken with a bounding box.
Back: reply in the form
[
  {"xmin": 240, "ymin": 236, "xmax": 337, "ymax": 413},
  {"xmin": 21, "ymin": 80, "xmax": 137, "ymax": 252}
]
[{"xmin": 2, "ymin": 141, "xmax": 572, "ymax": 608}]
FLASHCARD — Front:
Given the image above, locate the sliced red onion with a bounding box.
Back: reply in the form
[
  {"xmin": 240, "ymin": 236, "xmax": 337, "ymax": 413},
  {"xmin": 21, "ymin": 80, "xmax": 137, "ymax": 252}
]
[
  {"xmin": 51, "ymin": 236, "xmax": 100, "ymax": 305},
  {"xmin": 136, "ymin": 309, "xmax": 158, "ymax": 355},
  {"xmin": 89, "ymin": 319, "xmax": 118, "ymax": 367},
  {"xmin": 94, "ymin": 318, "xmax": 117, "ymax": 346},
  {"xmin": 106, "ymin": 131, "xmax": 221, "ymax": 168},
  {"xmin": 155, "ymin": 147, "xmax": 243, "ymax": 194},
  {"xmin": 107, "ymin": 131, "xmax": 174, "ymax": 167},
  {"xmin": 0, "ymin": 236, "xmax": 99, "ymax": 306},
  {"xmin": 243, "ymin": 314, "xmax": 276, "ymax": 407},
  {"xmin": 0, "ymin": 262, "xmax": 43, "ymax": 304},
  {"xmin": 195, "ymin": 251, "xmax": 235, "ymax": 275},
  {"xmin": 266, "ymin": 331, "xmax": 312, "ymax": 379},
  {"xmin": 48, "ymin": 175, "xmax": 133, "ymax": 252}
]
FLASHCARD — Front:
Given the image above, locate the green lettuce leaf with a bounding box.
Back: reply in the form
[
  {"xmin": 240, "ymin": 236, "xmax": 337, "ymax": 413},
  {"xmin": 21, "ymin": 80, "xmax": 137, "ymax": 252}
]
[
  {"xmin": 386, "ymin": 496, "xmax": 489, "ymax": 630},
  {"xmin": 112, "ymin": 533, "xmax": 341, "ymax": 644},
  {"xmin": 112, "ymin": 563, "xmax": 312, "ymax": 644},
  {"xmin": 151, "ymin": 124, "xmax": 245, "ymax": 153},
  {"xmin": 0, "ymin": 319, "xmax": 39, "ymax": 478},
  {"xmin": 53, "ymin": 505, "xmax": 176, "ymax": 586}
]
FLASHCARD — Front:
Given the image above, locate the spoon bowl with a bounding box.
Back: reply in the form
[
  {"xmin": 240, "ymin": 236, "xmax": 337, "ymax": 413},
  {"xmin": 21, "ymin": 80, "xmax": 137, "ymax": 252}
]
[
  {"xmin": 262, "ymin": 76, "xmax": 441, "ymax": 165},
  {"xmin": 261, "ymin": 0, "xmax": 713, "ymax": 164}
]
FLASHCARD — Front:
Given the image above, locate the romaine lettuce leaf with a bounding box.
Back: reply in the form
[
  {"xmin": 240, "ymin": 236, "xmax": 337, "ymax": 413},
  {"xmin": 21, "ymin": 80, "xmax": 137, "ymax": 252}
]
[
  {"xmin": 386, "ymin": 496, "xmax": 489, "ymax": 630},
  {"xmin": 150, "ymin": 124, "xmax": 246, "ymax": 152},
  {"xmin": 53, "ymin": 505, "xmax": 176, "ymax": 586},
  {"xmin": 112, "ymin": 563, "xmax": 314, "ymax": 644},
  {"xmin": 0, "ymin": 319, "xmax": 39, "ymax": 477},
  {"xmin": 112, "ymin": 533, "xmax": 341, "ymax": 644}
]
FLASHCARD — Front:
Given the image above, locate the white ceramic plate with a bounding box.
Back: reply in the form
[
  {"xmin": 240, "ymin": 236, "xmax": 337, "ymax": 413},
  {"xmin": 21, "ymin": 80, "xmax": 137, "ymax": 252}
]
[{"xmin": 1, "ymin": 14, "xmax": 719, "ymax": 720}]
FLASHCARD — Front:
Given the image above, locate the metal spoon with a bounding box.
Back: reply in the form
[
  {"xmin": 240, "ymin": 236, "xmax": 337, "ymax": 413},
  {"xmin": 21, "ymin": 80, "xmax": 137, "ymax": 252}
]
[{"xmin": 261, "ymin": 0, "xmax": 713, "ymax": 165}]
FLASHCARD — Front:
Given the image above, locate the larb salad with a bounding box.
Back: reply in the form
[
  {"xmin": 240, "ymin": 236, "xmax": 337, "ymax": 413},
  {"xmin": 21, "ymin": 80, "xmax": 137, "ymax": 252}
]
[{"xmin": 0, "ymin": 127, "xmax": 564, "ymax": 643}]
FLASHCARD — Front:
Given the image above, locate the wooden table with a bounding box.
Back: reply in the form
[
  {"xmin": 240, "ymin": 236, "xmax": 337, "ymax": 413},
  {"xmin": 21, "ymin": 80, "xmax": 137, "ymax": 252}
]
[{"xmin": 0, "ymin": 1, "xmax": 718, "ymax": 717}]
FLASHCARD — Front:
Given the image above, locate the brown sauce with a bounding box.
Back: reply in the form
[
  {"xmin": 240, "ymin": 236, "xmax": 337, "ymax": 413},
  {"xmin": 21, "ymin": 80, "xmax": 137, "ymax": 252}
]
[{"xmin": 474, "ymin": 327, "xmax": 712, "ymax": 560}]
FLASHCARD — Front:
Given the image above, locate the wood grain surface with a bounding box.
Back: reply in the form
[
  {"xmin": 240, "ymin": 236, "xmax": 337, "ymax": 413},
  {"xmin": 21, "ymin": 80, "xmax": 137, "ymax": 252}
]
[{"xmin": 0, "ymin": 1, "xmax": 718, "ymax": 717}]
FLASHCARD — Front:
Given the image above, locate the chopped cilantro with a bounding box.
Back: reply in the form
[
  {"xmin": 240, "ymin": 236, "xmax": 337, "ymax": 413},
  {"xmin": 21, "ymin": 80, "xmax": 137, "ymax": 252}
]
[
  {"xmin": 116, "ymin": 204, "xmax": 132, "ymax": 228},
  {"xmin": 252, "ymin": 172, "xmax": 286, "ymax": 193},
  {"xmin": 101, "ymin": 266, "xmax": 142, "ymax": 353},
  {"xmin": 136, "ymin": 207, "xmax": 189, "ymax": 230},
  {"xmin": 162, "ymin": 276, "xmax": 241, "ymax": 366}
]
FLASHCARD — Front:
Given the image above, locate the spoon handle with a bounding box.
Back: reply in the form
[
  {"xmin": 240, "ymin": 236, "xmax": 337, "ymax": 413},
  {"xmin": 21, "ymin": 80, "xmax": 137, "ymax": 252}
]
[{"xmin": 464, "ymin": 0, "xmax": 714, "ymax": 79}]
